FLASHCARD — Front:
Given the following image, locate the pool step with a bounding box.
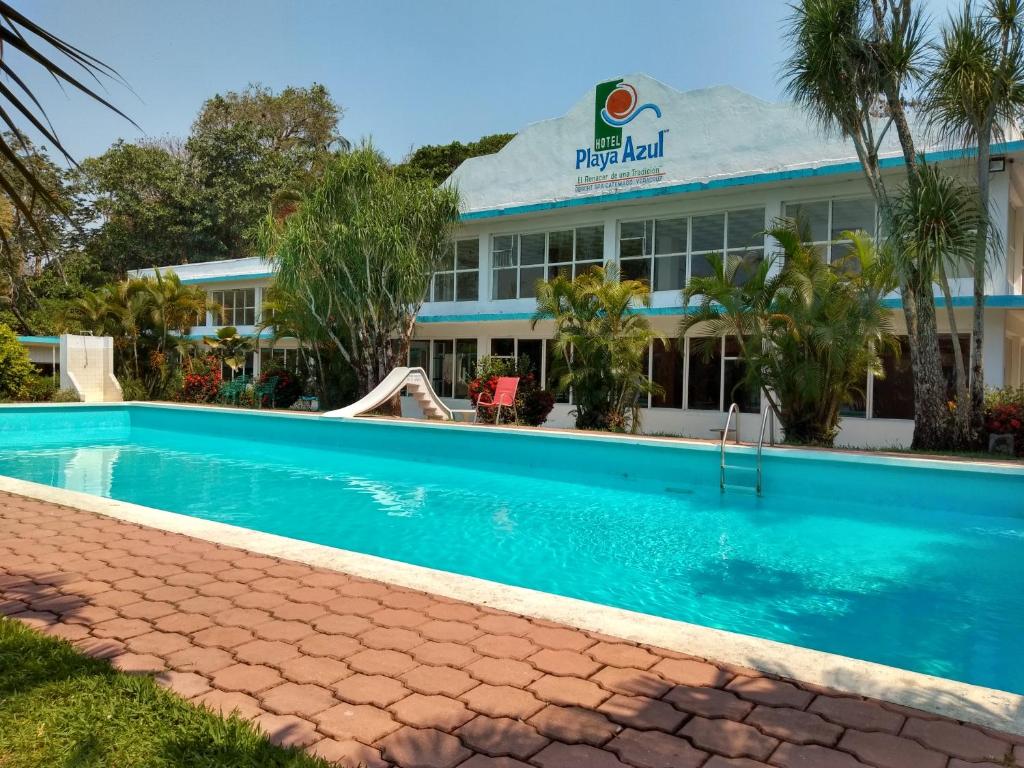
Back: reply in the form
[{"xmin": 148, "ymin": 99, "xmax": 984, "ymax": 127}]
[
  {"xmin": 405, "ymin": 380, "xmax": 450, "ymax": 419},
  {"xmin": 721, "ymin": 463, "xmax": 760, "ymax": 494}
]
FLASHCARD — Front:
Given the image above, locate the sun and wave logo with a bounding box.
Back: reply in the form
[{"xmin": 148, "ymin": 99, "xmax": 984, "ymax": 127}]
[
  {"xmin": 593, "ymin": 78, "xmax": 661, "ymax": 151},
  {"xmin": 599, "ymin": 82, "xmax": 662, "ymax": 128}
]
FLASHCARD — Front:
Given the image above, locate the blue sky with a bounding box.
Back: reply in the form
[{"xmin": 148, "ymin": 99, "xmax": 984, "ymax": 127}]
[{"xmin": 20, "ymin": 0, "xmax": 957, "ymax": 164}]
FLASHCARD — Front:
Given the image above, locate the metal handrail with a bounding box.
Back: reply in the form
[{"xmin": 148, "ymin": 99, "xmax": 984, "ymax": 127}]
[
  {"xmin": 755, "ymin": 407, "xmax": 775, "ymax": 495},
  {"xmin": 719, "ymin": 403, "xmax": 740, "ymax": 491}
]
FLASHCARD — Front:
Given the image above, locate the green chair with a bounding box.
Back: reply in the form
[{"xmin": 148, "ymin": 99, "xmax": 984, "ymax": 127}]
[
  {"xmin": 218, "ymin": 375, "xmax": 250, "ymax": 406},
  {"xmin": 254, "ymin": 376, "xmax": 279, "ymax": 409}
]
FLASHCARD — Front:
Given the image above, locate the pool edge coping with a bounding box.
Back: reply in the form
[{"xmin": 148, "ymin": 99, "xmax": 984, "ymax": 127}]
[{"xmin": 2, "ymin": 473, "xmax": 1022, "ymax": 738}]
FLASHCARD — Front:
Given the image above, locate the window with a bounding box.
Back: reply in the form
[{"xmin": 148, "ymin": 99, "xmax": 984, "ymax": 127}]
[
  {"xmin": 432, "ymin": 239, "xmax": 479, "ymax": 302},
  {"xmin": 491, "ymin": 225, "xmax": 604, "ymax": 300},
  {"xmin": 261, "ymin": 347, "xmax": 296, "ymax": 369},
  {"xmin": 489, "ymin": 338, "xmax": 543, "ymax": 381},
  {"xmin": 222, "ymin": 352, "xmax": 255, "ymax": 380},
  {"xmin": 428, "ymin": 338, "xmax": 477, "ymax": 398},
  {"xmin": 872, "ymin": 337, "xmax": 913, "ymax": 419},
  {"xmin": 408, "ymin": 340, "xmax": 429, "ymax": 370},
  {"xmin": 211, "ymin": 288, "xmax": 256, "ymax": 326},
  {"xmin": 650, "ymin": 339, "xmax": 683, "ymax": 408},
  {"xmin": 621, "ymin": 208, "xmax": 763, "ymax": 291},
  {"xmin": 685, "ymin": 337, "xmax": 760, "ymax": 413},
  {"xmin": 784, "ymin": 197, "xmax": 876, "ymax": 265}
]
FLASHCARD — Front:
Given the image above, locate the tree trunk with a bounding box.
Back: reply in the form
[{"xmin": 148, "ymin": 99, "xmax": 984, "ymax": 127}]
[
  {"xmin": 907, "ymin": 283, "xmax": 951, "ymax": 449},
  {"xmin": 970, "ymin": 138, "xmax": 991, "ymax": 444}
]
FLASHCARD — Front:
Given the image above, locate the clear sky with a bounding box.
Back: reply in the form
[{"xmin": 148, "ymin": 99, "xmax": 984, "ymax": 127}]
[{"xmin": 20, "ymin": 0, "xmax": 957, "ymax": 164}]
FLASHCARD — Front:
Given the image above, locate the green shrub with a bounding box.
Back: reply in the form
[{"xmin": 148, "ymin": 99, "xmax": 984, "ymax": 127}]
[
  {"xmin": 0, "ymin": 324, "xmax": 33, "ymax": 400},
  {"xmin": 467, "ymin": 354, "xmax": 555, "ymax": 426},
  {"xmin": 51, "ymin": 389, "xmax": 81, "ymax": 403},
  {"xmin": 22, "ymin": 374, "xmax": 57, "ymax": 402},
  {"xmin": 118, "ymin": 377, "xmax": 148, "ymax": 401}
]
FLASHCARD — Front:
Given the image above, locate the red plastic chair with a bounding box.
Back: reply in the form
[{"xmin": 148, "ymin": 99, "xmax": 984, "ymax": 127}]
[{"xmin": 475, "ymin": 376, "xmax": 520, "ymax": 424}]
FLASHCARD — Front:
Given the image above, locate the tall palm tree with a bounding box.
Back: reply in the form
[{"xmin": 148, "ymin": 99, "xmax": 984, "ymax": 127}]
[
  {"xmin": 885, "ymin": 162, "xmax": 992, "ymax": 443},
  {"xmin": 0, "ymin": 3, "xmax": 135, "ymax": 237},
  {"xmin": 925, "ymin": 0, "xmax": 1024, "ymax": 439},
  {"xmin": 682, "ymin": 220, "xmax": 897, "ymax": 446},
  {"xmin": 783, "ymin": 0, "xmax": 952, "ymax": 450},
  {"xmin": 532, "ymin": 264, "xmax": 662, "ymax": 433}
]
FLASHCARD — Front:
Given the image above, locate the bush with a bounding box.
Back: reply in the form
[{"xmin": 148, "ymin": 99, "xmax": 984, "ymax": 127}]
[
  {"xmin": 118, "ymin": 377, "xmax": 148, "ymax": 402},
  {"xmin": 257, "ymin": 366, "xmax": 302, "ymax": 409},
  {"xmin": 178, "ymin": 355, "xmax": 223, "ymax": 403},
  {"xmin": 22, "ymin": 374, "xmax": 57, "ymax": 402},
  {"xmin": 467, "ymin": 354, "xmax": 555, "ymax": 426},
  {"xmin": 51, "ymin": 389, "xmax": 80, "ymax": 403},
  {"xmin": 984, "ymin": 387, "xmax": 1024, "ymax": 455},
  {"xmin": 0, "ymin": 324, "xmax": 33, "ymax": 400}
]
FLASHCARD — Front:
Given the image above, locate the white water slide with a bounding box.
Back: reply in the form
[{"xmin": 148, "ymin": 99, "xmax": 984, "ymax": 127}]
[{"xmin": 322, "ymin": 367, "xmax": 457, "ymax": 420}]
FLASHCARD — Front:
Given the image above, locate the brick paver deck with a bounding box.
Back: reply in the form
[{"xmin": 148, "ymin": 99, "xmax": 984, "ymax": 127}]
[{"xmin": 1, "ymin": 492, "xmax": 1021, "ymax": 768}]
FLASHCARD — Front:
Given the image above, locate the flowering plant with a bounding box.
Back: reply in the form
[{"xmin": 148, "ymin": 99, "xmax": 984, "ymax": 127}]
[
  {"xmin": 983, "ymin": 387, "xmax": 1024, "ymax": 455},
  {"xmin": 257, "ymin": 366, "xmax": 302, "ymax": 409},
  {"xmin": 466, "ymin": 355, "xmax": 555, "ymax": 426}
]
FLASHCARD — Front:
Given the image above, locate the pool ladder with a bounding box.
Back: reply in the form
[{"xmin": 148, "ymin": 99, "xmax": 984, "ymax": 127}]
[{"xmin": 719, "ymin": 404, "xmax": 774, "ymax": 496}]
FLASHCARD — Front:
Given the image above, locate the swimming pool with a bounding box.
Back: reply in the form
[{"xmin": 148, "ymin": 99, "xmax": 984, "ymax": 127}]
[{"xmin": 1, "ymin": 403, "xmax": 1022, "ymax": 695}]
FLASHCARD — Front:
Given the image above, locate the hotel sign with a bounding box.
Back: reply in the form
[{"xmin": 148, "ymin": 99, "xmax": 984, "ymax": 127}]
[{"xmin": 574, "ymin": 79, "xmax": 667, "ymax": 194}]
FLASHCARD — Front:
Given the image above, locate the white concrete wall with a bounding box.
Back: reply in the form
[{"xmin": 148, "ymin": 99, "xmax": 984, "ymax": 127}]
[{"xmin": 59, "ymin": 335, "xmax": 122, "ymax": 403}]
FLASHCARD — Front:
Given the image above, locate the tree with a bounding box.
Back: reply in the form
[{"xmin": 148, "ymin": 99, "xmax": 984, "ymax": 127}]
[
  {"xmin": 400, "ymin": 133, "xmax": 515, "ymax": 185},
  {"xmin": 204, "ymin": 326, "xmax": 254, "ymax": 375},
  {"xmin": 0, "ymin": 3, "xmax": 134, "ymax": 239},
  {"xmin": 262, "ymin": 146, "xmax": 460, "ymax": 406},
  {"xmin": 532, "ymin": 264, "xmax": 662, "ymax": 433},
  {"xmin": 0, "ymin": 321, "xmax": 33, "ymax": 399},
  {"xmin": 682, "ymin": 220, "xmax": 897, "ymax": 445},
  {"xmin": 925, "ymin": 0, "xmax": 1024, "ymax": 440},
  {"xmin": 783, "ymin": 0, "xmax": 955, "ymax": 449}
]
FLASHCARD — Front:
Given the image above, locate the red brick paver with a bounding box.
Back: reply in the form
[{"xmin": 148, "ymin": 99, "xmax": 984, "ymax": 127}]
[{"xmin": 1, "ymin": 492, "xmax": 1021, "ymax": 768}]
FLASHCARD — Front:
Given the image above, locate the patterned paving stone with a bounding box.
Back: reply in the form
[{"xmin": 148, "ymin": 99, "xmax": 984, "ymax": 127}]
[
  {"xmin": 259, "ymin": 682, "xmax": 336, "ymax": 718},
  {"xmin": 837, "ymin": 729, "xmax": 947, "ymax": 768},
  {"xmin": 410, "ymin": 640, "xmax": 479, "ymax": 668},
  {"xmin": 333, "ymin": 673, "xmax": 410, "ymax": 707},
  {"xmin": 164, "ymin": 645, "xmax": 235, "ymax": 675},
  {"xmin": 154, "ymin": 670, "xmax": 211, "ymax": 698},
  {"xmin": 664, "ymin": 685, "xmax": 754, "ymax": 719},
  {"xmin": 597, "ymin": 693, "xmax": 687, "ymax": 732},
  {"xmin": 306, "ymin": 738, "xmax": 388, "ymax": 768},
  {"xmin": 726, "ymin": 676, "xmax": 815, "ymax": 709},
  {"xmin": 191, "ymin": 624, "xmax": 254, "ymax": 650},
  {"xmin": 378, "ymin": 725, "xmax": 472, "ymax": 768},
  {"xmin": 194, "ymin": 689, "xmax": 262, "ymax": 720},
  {"xmin": 745, "ymin": 705, "xmax": 843, "ymax": 746},
  {"xmin": 470, "ymin": 634, "xmax": 538, "ymax": 660},
  {"xmin": 278, "ymin": 654, "xmax": 351, "ymax": 686},
  {"xmin": 110, "ymin": 652, "xmax": 166, "ymax": 674},
  {"xmin": 768, "ymin": 742, "xmax": 870, "ymax": 767},
  {"xmin": 586, "ymin": 642, "xmax": 659, "ymax": 670},
  {"xmin": 211, "ymin": 663, "xmax": 283, "ymax": 695},
  {"xmin": 461, "ymin": 684, "xmax": 545, "ymax": 720},
  {"xmin": 401, "ymin": 664, "xmax": 478, "ymax": 697},
  {"xmin": 652, "ymin": 657, "xmax": 732, "ymax": 688},
  {"xmin": 680, "ymin": 716, "xmax": 779, "ymax": 761},
  {"xmin": 233, "ymin": 639, "xmax": 300, "ymax": 666},
  {"xmin": 455, "ymin": 715, "xmax": 550, "ymax": 759},
  {"xmin": 528, "ymin": 704, "xmax": 621, "ymax": 746},
  {"xmin": 531, "ymin": 742, "xmax": 630, "ymax": 768},
  {"xmin": 390, "ymin": 693, "xmax": 475, "ymax": 731},
  {"xmin": 314, "ymin": 702, "xmax": 401, "ymax": 742},
  {"xmin": 901, "ymin": 717, "xmax": 1009, "ymax": 762},
  {"xmin": 592, "ymin": 665, "xmax": 672, "ymax": 698},
  {"xmin": 253, "ymin": 713, "xmax": 320, "ymax": 748},
  {"xmin": 807, "ymin": 696, "xmax": 905, "ymax": 734},
  {"xmin": 606, "ymin": 728, "xmax": 707, "ymax": 768},
  {"xmin": 528, "ymin": 648, "xmax": 603, "ymax": 678},
  {"xmin": 528, "ymin": 674, "xmax": 611, "ymax": 709},
  {"xmin": 466, "ymin": 656, "xmax": 542, "ymax": 687}
]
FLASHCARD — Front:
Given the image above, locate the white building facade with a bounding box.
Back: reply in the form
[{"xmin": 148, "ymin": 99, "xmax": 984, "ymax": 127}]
[{"xmin": 137, "ymin": 74, "xmax": 1024, "ymax": 447}]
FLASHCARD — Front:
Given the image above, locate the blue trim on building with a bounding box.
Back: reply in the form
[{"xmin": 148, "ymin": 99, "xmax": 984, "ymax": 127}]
[
  {"xmin": 179, "ymin": 272, "xmax": 274, "ymax": 285},
  {"xmin": 16, "ymin": 336, "xmax": 60, "ymax": 345},
  {"xmin": 184, "ymin": 329, "xmax": 275, "ymax": 340},
  {"xmin": 418, "ymin": 295, "xmax": 1024, "ymax": 323},
  {"xmin": 459, "ymin": 140, "xmax": 1024, "ymax": 222}
]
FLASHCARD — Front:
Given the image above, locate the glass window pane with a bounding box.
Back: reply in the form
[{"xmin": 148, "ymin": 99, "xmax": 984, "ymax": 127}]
[
  {"xmin": 520, "ymin": 266, "xmax": 545, "ymax": 298},
  {"xmin": 455, "ymin": 339, "xmax": 476, "ymax": 398},
  {"xmin": 518, "ymin": 339, "xmax": 543, "ymax": 379},
  {"xmin": 731, "ymin": 249, "xmax": 764, "ymax": 286},
  {"xmin": 619, "ymin": 220, "xmax": 649, "ymax": 258},
  {"xmin": 441, "ymin": 242, "xmax": 455, "ymax": 270},
  {"xmin": 243, "ymin": 306, "xmax": 256, "ymax": 325},
  {"xmin": 652, "ymin": 339, "xmax": 683, "ymax": 408},
  {"xmin": 490, "ymin": 338, "xmax": 515, "ymax": 357},
  {"xmin": 687, "ymin": 338, "xmax": 721, "ymax": 410},
  {"xmin": 433, "ymin": 272, "xmax": 455, "ymax": 302},
  {"xmin": 872, "ymin": 337, "xmax": 914, "ymax": 419},
  {"xmin": 692, "ymin": 213, "xmax": 725, "ymax": 252},
  {"xmin": 575, "ymin": 225, "xmax": 604, "ymax": 262},
  {"xmin": 727, "ymin": 208, "xmax": 764, "ymax": 250},
  {"xmin": 574, "ymin": 261, "xmax": 601, "ymax": 280},
  {"xmin": 409, "ymin": 340, "xmax": 429, "ymax": 369},
  {"xmin": 620, "ymin": 220, "xmax": 648, "ymax": 240},
  {"xmin": 548, "ymin": 230, "xmax": 574, "ymax": 263},
  {"xmin": 724, "ymin": 348, "xmax": 759, "ymax": 414},
  {"xmin": 831, "ymin": 198, "xmax": 875, "ymax": 239},
  {"xmin": 545, "ymin": 339, "xmax": 570, "ymax": 402},
  {"xmin": 491, "ymin": 235, "xmax": 516, "ymax": 268},
  {"xmin": 655, "ymin": 218, "xmax": 687, "ymax": 255},
  {"xmin": 620, "ymin": 257, "xmax": 650, "ymax": 284},
  {"xmin": 547, "ymin": 264, "xmax": 572, "ymax": 282},
  {"xmin": 431, "ymin": 340, "xmax": 454, "ymax": 397},
  {"xmin": 492, "ymin": 268, "xmax": 517, "ymax": 300},
  {"xmin": 520, "ymin": 233, "xmax": 545, "ymax": 266},
  {"xmin": 689, "ymin": 252, "xmax": 717, "ymax": 281},
  {"xmin": 785, "ymin": 201, "xmax": 829, "ymax": 242},
  {"xmin": 456, "ymin": 239, "xmax": 479, "ymax": 269},
  {"xmin": 654, "ymin": 254, "xmax": 685, "ymax": 291},
  {"xmin": 456, "ymin": 271, "xmax": 478, "ymax": 302}
]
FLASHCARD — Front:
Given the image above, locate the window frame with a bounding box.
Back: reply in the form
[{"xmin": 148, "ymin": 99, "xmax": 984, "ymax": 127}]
[
  {"xmin": 431, "ymin": 238, "xmax": 480, "ymax": 303},
  {"xmin": 210, "ymin": 287, "xmax": 257, "ymax": 327},
  {"xmin": 490, "ymin": 224, "xmax": 605, "ymax": 300},
  {"xmin": 783, "ymin": 196, "xmax": 878, "ymax": 264}
]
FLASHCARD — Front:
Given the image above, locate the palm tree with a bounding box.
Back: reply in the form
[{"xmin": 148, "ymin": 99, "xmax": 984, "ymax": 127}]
[
  {"xmin": 885, "ymin": 162, "xmax": 991, "ymax": 444},
  {"xmin": 925, "ymin": 0, "xmax": 1024, "ymax": 439},
  {"xmin": 532, "ymin": 264, "xmax": 662, "ymax": 433},
  {"xmin": 204, "ymin": 326, "xmax": 254, "ymax": 377},
  {"xmin": 138, "ymin": 269, "xmax": 207, "ymax": 356},
  {"xmin": 0, "ymin": 3, "xmax": 135, "ymax": 238},
  {"xmin": 783, "ymin": 0, "xmax": 953, "ymax": 450},
  {"xmin": 682, "ymin": 220, "xmax": 897, "ymax": 445}
]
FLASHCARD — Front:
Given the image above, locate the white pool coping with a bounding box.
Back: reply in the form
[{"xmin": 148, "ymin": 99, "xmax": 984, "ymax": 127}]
[{"xmin": 2, "ymin": 472, "xmax": 1022, "ymax": 737}]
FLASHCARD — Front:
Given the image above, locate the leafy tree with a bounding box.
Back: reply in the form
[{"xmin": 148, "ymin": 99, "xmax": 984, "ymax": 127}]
[
  {"xmin": 682, "ymin": 220, "xmax": 897, "ymax": 445},
  {"xmin": 204, "ymin": 326, "xmax": 255, "ymax": 375},
  {"xmin": 783, "ymin": 0, "xmax": 956, "ymax": 450},
  {"xmin": 0, "ymin": 321, "xmax": 33, "ymax": 400},
  {"xmin": 532, "ymin": 264, "xmax": 662, "ymax": 433},
  {"xmin": 400, "ymin": 133, "xmax": 515, "ymax": 185},
  {"xmin": 262, "ymin": 146, "xmax": 459, "ymax": 407},
  {"xmin": 925, "ymin": 0, "xmax": 1024, "ymax": 439}
]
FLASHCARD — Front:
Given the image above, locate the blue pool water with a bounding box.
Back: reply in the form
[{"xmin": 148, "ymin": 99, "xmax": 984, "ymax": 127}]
[{"xmin": 0, "ymin": 404, "xmax": 1022, "ymax": 693}]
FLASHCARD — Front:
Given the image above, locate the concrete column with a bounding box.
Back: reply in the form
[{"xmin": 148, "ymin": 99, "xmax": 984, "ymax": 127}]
[{"xmin": 983, "ymin": 309, "xmax": 1007, "ymax": 386}]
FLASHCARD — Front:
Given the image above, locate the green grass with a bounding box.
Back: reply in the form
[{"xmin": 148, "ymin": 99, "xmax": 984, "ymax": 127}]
[{"xmin": 0, "ymin": 618, "xmax": 328, "ymax": 768}]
